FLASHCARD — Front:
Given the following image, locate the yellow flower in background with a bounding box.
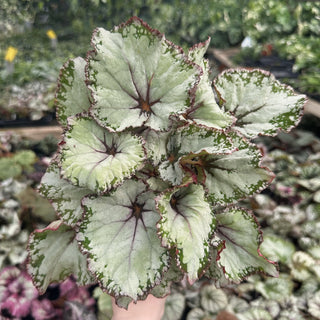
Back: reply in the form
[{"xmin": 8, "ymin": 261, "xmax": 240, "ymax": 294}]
[
  {"xmin": 46, "ymin": 29, "xmax": 57, "ymax": 40},
  {"xmin": 5, "ymin": 46, "xmax": 18, "ymax": 63}
]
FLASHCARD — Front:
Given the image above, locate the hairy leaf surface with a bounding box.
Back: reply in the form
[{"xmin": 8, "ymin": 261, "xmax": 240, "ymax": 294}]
[
  {"xmin": 28, "ymin": 220, "xmax": 94, "ymax": 293},
  {"xmin": 38, "ymin": 159, "xmax": 92, "ymax": 227},
  {"xmin": 216, "ymin": 208, "xmax": 278, "ymax": 281},
  {"xmin": 214, "ymin": 69, "xmax": 306, "ymax": 138},
  {"xmin": 260, "ymin": 234, "xmax": 295, "ymax": 265},
  {"xmin": 78, "ymin": 180, "xmax": 170, "ymax": 300},
  {"xmin": 56, "ymin": 57, "xmax": 91, "ymax": 127},
  {"xmin": 255, "ymin": 274, "xmax": 294, "ymax": 301},
  {"xmin": 162, "ymin": 293, "xmax": 185, "ymax": 320},
  {"xmin": 60, "ymin": 117, "xmax": 145, "ymax": 192},
  {"xmin": 87, "ymin": 17, "xmax": 200, "ymax": 131},
  {"xmin": 157, "ymin": 184, "xmax": 214, "ymax": 282}
]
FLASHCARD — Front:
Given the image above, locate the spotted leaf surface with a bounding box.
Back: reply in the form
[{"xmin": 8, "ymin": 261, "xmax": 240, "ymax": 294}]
[
  {"xmin": 186, "ymin": 40, "xmax": 234, "ymax": 129},
  {"xmin": 214, "ymin": 69, "xmax": 306, "ymax": 138},
  {"xmin": 60, "ymin": 117, "xmax": 145, "ymax": 192},
  {"xmin": 87, "ymin": 17, "xmax": 200, "ymax": 132},
  {"xmin": 38, "ymin": 159, "xmax": 92, "ymax": 227},
  {"xmin": 157, "ymin": 184, "xmax": 215, "ymax": 282},
  {"xmin": 56, "ymin": 57, "xmax": 91, "ymax": 127},
  {"xmin": 203, "ymin": 132, "xmax": 274, "ymax": 205},
  {"xmin": 216, "ymin": 208, "xmax": 278, "ymax": 281},
  {"xmin": 159, "ymin": 124, "xmax": 235, "ymax": 185},
  {"xmin": 78, "ymin": 180, "xmax": 170, "ymax": 300},
  {"xmin": 28, "ymin": 220, "xmax": 94, "ymax": 293}
]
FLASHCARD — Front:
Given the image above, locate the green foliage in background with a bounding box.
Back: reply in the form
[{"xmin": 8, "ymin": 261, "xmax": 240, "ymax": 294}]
[
  {"xmin": 0, "ymin": 150, "xmax": 36, "ymax": 180},
  {"xmin": 1, "ymin": 0, "xmax": 319, "ymax": 97},
  {"xmin": 242, "ymin": 0, "xmax": 320, "ymax": 96}
]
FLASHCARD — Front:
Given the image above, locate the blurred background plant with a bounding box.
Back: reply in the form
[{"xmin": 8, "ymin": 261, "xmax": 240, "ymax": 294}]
[{"xmin": 1, "ymin": 0, "xmax": 319, "ymax": 109}]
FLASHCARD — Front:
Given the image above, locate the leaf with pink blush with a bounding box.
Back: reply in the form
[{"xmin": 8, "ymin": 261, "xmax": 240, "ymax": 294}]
[
  {"xmin": 0, "ymin": 267, "xmax": 38, "ymax": 318},
  {"xmin": 31, "ymin": 299, "xmax": 57, "ymax": 320}
]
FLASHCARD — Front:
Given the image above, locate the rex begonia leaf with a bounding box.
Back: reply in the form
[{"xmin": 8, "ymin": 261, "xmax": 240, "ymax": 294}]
[
  {"xmin": 215, "ymin": 208, "xmax": 278, "ymax": 281},
  {"xmin": 0, "ymin": 207, "xmax": 20, "ymax": 240},
  {"xmin": 56, "ymin": 57, "xmax": 91, "ymax": 127},
  {"xmin": 186, "ymin": 308, "xmax": 210, "ymax": 320},
  {"xmin": 200, "ymin": 285, "xmax": 228, "ymax": 314},
  {"xmin": 214, "ymin": 69, "xmax": 306, "ymax": 138},
  {"xmin": 157, "ymin": 184, "xmax": 215, "ymax": 283},
  {"xmin": 114, "ymin": 296, "xmax": 135, "ymax": 310},
  {"xmin": 259, "ymin": 234, "xmax": 295, "ymax": 265},
  {"xmin": 255, "ymin": 274, "xmax": 294, "ymax": 301},
  {"xmin": 185, "ymin": 39, "xmax": 234, "ymax": 129},
  {"xmin": 87, "ymin": 17, "xmax": 201, "ymax": 132},
  {"xmin": 60, "ymin": 116, "xmax": 145, "ymax": 192},
  {"xmin": 141, "ymin": 129, "xmax": 170, "ymax": 166},
  {"xmin": 162, "ymin": 293, "xmax": 185, "ymax": 320},
  {"xmin": 38, "ymin": 159, "xmax": 92, "ymax": 227},
  {"xmin": 78, "ymin": 180, "xmax": 170, "ymax": 300},
  {"xmin": 308, "ymin": 291, "xmax": 320, "ymax": 320},
  {"xmin": 205, "ymin": 241, "xmax": 230, "ymax": 288},
  {"xmin": 290, "ymin": 251, "xmax": 316, "ymax": 281},
  {"xmin": 203, "ymin": 132, "xmax": 274, "ymax": 205},
  {"xmin": 159, "ymin": 160, "xmax": 186, "ymax": 187},
  {"xmin": 159, "ymin": 124, "xmax": 235, "ymax": 185},
  {"xmin": 93, "ymin": 287, "xmax": 114, "ymax": 318},
  {"xmin": 63, "ymin": 301, "xmax": 97, "ymax": 320},
  {"xmin": 151, "ymin": 260, "xmax": 184, "ymax": 298},
  {"xmin": 237, "ymin": 308, "xmax": 273, "ymax": 320},
  {"xmin": 188, "ymin": 38, "xmax": 211, "ymax": 67},
  {"xmin": 133, "ymin": 162, "xmax": 171, "ymax": 192},
  {"xmin": 112, "ymin": 266, "xmax": 183, "ymax": 309},
  {"xmin": 28, "ymin": 220, "xmax": 94, "ymax": 294}
]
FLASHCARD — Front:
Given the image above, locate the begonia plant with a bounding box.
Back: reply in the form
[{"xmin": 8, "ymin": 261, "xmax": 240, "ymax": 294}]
[
  {"xmin": 27, "ymin": 17, "xmax": 307, "ymax": 308},
  {"xmin": 0, "ymin": 267, "xmax": 95, "ymax": 319}
]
